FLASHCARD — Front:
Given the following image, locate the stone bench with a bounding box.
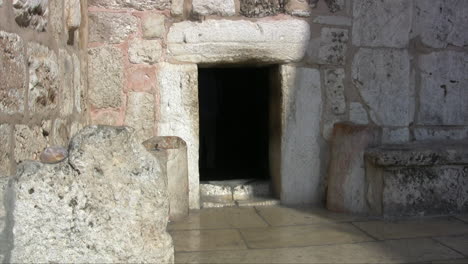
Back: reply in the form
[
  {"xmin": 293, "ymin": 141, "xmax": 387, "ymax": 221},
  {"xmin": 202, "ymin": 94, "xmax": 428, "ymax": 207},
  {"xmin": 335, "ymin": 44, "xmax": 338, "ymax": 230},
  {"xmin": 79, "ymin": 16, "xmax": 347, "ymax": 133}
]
[{"xmin": 365, "ymin": 141, "xmax": 468, "ymax": 217}]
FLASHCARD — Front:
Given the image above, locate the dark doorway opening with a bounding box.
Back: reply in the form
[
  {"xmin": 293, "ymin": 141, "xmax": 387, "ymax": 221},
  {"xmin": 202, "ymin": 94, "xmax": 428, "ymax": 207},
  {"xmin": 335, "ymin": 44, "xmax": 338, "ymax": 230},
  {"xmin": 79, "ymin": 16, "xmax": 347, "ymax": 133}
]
[{"xmin": 198, "ymin": 66, "xmax": 271, "ymax": 181}]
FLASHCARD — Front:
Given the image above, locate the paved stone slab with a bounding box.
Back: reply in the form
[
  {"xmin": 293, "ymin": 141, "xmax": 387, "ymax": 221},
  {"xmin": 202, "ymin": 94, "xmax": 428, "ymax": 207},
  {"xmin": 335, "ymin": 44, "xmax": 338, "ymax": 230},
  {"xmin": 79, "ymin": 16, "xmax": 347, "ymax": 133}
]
[
  {"xmin": 434, "ymin": 235, "xmax": 468, "ymax": 256},
  {"xmin": 172, "ymin": 229, "xmax": 247, "ymax": 252}
]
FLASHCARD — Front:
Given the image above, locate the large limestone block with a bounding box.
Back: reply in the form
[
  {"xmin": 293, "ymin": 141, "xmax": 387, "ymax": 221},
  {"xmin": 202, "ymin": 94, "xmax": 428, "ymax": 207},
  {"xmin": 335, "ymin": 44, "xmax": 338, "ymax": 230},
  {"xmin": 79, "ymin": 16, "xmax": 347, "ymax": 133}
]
[
  {"xmin": 418, "ymin": 51, "xmax": 468, "ymax": 125},
  {"xmin": 352, "ymin": 48, "xmax": 414, "ymax": 126},
  {"xmin": 89, "ymin": 12, "xmax": 138, "ymax": 44},
  {"xmin": 352, "ymin": 0, "xmax": 412, "ymax": 48},
  {"xmin": 280, "ymin": 65, "xmax": 323, "ymax": 205},
  {"xmin": 158, "ymin": 63, "xmax": 199, "ymax": 209},
  {"xmin": 0, "ymin": 31, "xmax": 26, "ymax": 114},
  {"xmin": 124, "ymin": 92, "xmax": 155, "ymax": 140},
  {"xmin": 413, "ymin": 0, "xmax": 468, "ymax": 48},
  {"xmin": 89, "ymin": 0, "xmax": 171, "ymax": 10},
  {"xmin": 167, "ymin": 19, "xmax": 310, "ymax": 64},
  {"xmin": 7, "ymin": 126, "xmax": 174, "ymax": 263},
  {"xmin": 193, "ymin": 0, "xmax": 236, "ymax": 16}
]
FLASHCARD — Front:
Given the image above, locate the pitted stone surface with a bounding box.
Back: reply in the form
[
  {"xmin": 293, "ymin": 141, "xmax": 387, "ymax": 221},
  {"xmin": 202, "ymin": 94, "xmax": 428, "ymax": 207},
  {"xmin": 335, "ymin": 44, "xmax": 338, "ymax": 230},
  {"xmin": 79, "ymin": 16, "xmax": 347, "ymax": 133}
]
[
  {"xmin": 352, "ymin": 48, "xmax": 413, "ymax": 126},
  {"xmin": 128, "ymin": 39, "xmax": 162, "ymax": 64},
  {"xmin": 193, "ymin": 0, "xmax": 236, "ymax": 16},
  {"xmin": 88, "ymin": 46, "xmax": 123, "ymax": 108},
  {"xmin": 14, "ymin": 124, "xmax": 49, "ymax": 162},
  {"xmin": 28, "ymin": 43, "xmax": 59, "ymax": 113},
  {"xmin": 89, "ymin": 12, "xmax": 138, "ymax": 44},
  {"xmin": 352, "ymin": 0, "xmax": 412, "ymax": 48},
  {"xmin": 0, "ymin": 124, "xmax": 11, "ymax": 177},
  {"xmin": 325, "ymin": 0, "xmax": 344, "ymax": 13},
  {"xmin": 158, "ymin": 63, "xmax": 199, "ymax": 209},
  {"xmin": 89, "ymin": 0, "xmax": 171, "ymax": 10},
  {"xmin": 418, "ymin": 51, "xmax": 468, "ymax": 125},
  {"xmin": 0, "ymin": 31, "xmax": 26, "ymax": 114},
  {"xmin": 319, "ymin": 28, "xmax": 348, "ymax": 65},
  {"xmin": 8, "ymin": 126, "xmax": 174, "ymax": 263},
  {"xmin": 240, "ymin": 0, "xmax": 284, "ymax": 17},
  {"xmin": 142, "ymin": 13, "xmax": 165, "ymax": 39},
  {"xmin": 413, "ymin": 0, "xmax": 468, "ymax": 48},
  {"xmin": 124, "ymin": 92, "xmax": 155, "ymax": 140},
  {"xmin": 167, "ymin": 19, "xmax": 310, "ymax": 64},
  {"xmin": 324, "ymin": 68, "xmax": 346, "ymax": 115},
  {"xmin": 13, "ymin": 0, "xmax": 48, "ymax": 31}
]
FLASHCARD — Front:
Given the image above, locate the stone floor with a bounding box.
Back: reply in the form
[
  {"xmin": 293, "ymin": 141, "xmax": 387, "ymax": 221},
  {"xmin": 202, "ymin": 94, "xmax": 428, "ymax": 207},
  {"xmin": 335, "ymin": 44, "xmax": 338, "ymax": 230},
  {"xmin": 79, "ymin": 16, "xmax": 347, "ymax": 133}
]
[{"xmin": 168, "ymin": 206, "xmax": 468, "ymax": 263}]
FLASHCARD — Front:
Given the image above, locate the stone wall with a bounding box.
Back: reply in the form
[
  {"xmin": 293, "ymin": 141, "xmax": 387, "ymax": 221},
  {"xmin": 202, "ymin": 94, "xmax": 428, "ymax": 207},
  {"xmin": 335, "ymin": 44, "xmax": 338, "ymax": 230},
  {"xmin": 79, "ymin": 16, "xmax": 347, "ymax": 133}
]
[{"xmin": 86, "ymin": 0, "xmax": 468, "ymax": 209}]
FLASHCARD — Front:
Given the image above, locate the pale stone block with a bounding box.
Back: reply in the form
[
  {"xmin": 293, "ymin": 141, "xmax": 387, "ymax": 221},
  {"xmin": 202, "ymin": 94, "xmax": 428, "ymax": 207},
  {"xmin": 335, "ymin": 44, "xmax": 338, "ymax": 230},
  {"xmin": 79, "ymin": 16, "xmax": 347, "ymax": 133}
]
[
  {"xmin": 65, "ymin": 0, "xmax": 81, "ymax": 30},
  {"xmin": 418, "ymin": 51, "xmax": 468, "ymax": 125},
  {"xmin": 89, "ymin": 12, "xmax": 138, "ymax": 44},
  {"xmin": 13, "ymin": 0, "xmax": 48, "ymax": 31},
  {"xmin": 313, "ymin": 16, "xmax": 352, "ymax": 26},
  {"xmin": 352, "ymin": 0, "xmax": 412, "ymax": 48},
  {"xmin": 128, "ymin": 39, "xmax": 162, "ymax": 64},
  {"xmin": 413, "ymin": 0, "xmax": 468, "ymax": 48},
  {"xmin": 193, "ymin": 0, "xmax": 236, "ymax": 16},
  {"xmin": 89, "ymin": 0, "xmax": 171, "ymax": 10},
  {"xmin": 28, "ymin": 43, "xmax": 59, "ymax": 113},
  {"xmin": 280, "ymin": 66, "xmax": 323, "ymax": 205},
  {"xmin": 88, "ymin": 46, "xmax": 123, "ymax": 108},
  {"xmin": 382, "ymin": 127, "xmax": 409, "ymax": 144},
  {"xmin": 14, "ymin": 124, "xmax": 50, "ymax": 163},
  {"xmin": 285, "ymin": 0, "xmax": 311, "ymax": 17},
  {"xmin": 167, "ymin": 19, "xmax": 310, "ymax": 64},
  {"xmin": 58, "ymin": 49, "xmax": 73, "ymax": 116},
  {"xmin": 142, "ymin": 13, "xmax": 165, "ymax": 39},
  {"xmin": 158, "ymin": 63, "xmax": 199, "ymax": 209},
  {"xmin": 352, "ymin": 48, "xmax": 413, "ymax": 126},
  {"xmin": 124, "ymin": 92, "xmax": 155, "ymax": 140},
  {"xmin": 349, "ymin": 102, "xmax": 369, "ymax": 125},
  {"xmin": 0, "ymin": 124, "xmax": 11, "ymax": 177},
  {"xmin": 0, "ymin": 31, "xmax": 26, "ymax": 114},
  {"xmin": 72, "ymin": 54, "xmax": 83, "ymax": 113},
  {"xmin": 324, "ymin": 68, "xmax": 346, "ymax": 114}
]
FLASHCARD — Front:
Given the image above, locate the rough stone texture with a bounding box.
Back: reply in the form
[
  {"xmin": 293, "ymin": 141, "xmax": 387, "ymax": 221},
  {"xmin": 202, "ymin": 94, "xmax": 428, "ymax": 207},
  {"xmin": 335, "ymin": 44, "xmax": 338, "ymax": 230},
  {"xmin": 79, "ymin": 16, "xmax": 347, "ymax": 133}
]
[
  {"xmin": 280, "ymin": 66, "xmax": 323, "ymax": 205},
  {"xmin": 128, "ymin": 39, "xmax": 162, "ymax": 64},
  {"xmin": 319, "ymin": 28, "xmax": 348, "ymax": 65},
  {"xmin": 13, "ymin": 0, "xmax": 48, "ymax": 31},
  {"xmin": 88, "ymin": 46, "xmax": 123, "ymax": 108},
  {"xmin": 352, "ymin": 48, "xmax": 413, "ymax": 126},
  {"xmin": 0, "ymin": 31, "xmax": 26, "ymax": 114},
  {"xmin": 0, "ymin": 124, "xmax": 11, "ymax": 177},
  {"xmin": 49, "ymin": 0, "xmax": 64, "ymax": 35},
  {"xmin": 285, "ymin": 0, "xmax": 311, "ymax": 17},
  {"xmin": 89, "ymin": 0, "xmax": 172, "ymax": 10},
  {"xmin": 144, "ymin": 136, "xmax": 189, "ymax": 221},
  {"xmin": 349, "ymin": 102, "xmax": 369, "ymax": 125},
  {"xmin": 171, "ymin": 0, "xmax": 184, "ymax": 16},
  {"xmin": 324, "ymin": 68, "xmax": 346, "ymax": 115},
  {"xmin": 193, "ymin": 0, "xmax": 236, "ymax": 16},
  {"xmin": 52, "ymin": 119, "xmax": 69, "ymax": 146},
  {"xmin": 158, "ymin": 63, "xmax": 199, "ymax": 209},
  {"xmin": 413, "ymin": 0, "xmax": 468, "ymax": 48},
  {"xmin": 91, "ymin": 110, "xmax": 121, "ymax": 126},
  {"xmin": 59, "ymin": 50, "xmax": 73, "ymax": 116},
  {"xmin": 414, "ymin": 127, "xmax": 468, "ymax": 141},
  {"xmin": 124, "ymin": 92, "xmax": 155, "ymax": 140},
  {"xmin": 325, "ymin": 0, "xmax": 344, "ymax": 13},
  {"xmin": 352, "ymin": 0, "xmax": 412, "ymax": 48},
  {"xmin": 142, "ymin": 13, "xmax": 165, "ymax": 39},
  {"xmin": 327, "ymin": 123, "xmax": 381, "ymax": 214},
  {"xmin": 418, "ymin": 51, "xmax": 468, "ymax": 125},
  {"xmin": 7, "ymin": 126, "xmax": 174, "ymax": 263},
  {"xmin": 28, "ymin": 43, "xmax": 59, "ymax": 113},
  {"xmin": 313, "ymin": 16, "xmax": 352, "ymax": 26},
  {"xmin": 65, "ymin": 0, "xmax": 81, "ymax": 30},
  {"xmin": 167, "ymin": 19, "xmax": 310, "ymax": 64},
  {"xmin": 89, "ymin": 12, "xmax": 138, "ymax": 44},
  {"xmin": 127, "ymin": 66, "xmax": 156, "ymax": 92},
  {"xmin": 240, "ymin": 0, "xmax": 284, "ymax": 17},
  {"xmin": 382, "ymin": 127, "xmax": 409, "ymax": 144},
  {"xmin": 72, "ymin": 54, "xmax": 83, "ymax": 113},
  {"xmin": 14, "ymin": 124, "xmax": 49, "ymax": 163}
]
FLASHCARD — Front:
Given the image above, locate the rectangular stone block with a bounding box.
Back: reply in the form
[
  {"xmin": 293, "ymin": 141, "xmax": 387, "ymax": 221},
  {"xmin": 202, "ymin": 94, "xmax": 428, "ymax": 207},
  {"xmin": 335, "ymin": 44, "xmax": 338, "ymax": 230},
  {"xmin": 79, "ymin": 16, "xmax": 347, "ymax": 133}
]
[
  {"xmin": 128, "ymin": 39, "xmax": 162, "ymax": 64},
  {"xmin": 89, "ymin": 12, "xmax": 138, "ymax": 44},
  {"xmin": 124, "ymin": 92, "xmax": 155, "ymax": 140},
  {"xmin": 193, "ymin": 0, "xmax": 236, "ymax": 16}
]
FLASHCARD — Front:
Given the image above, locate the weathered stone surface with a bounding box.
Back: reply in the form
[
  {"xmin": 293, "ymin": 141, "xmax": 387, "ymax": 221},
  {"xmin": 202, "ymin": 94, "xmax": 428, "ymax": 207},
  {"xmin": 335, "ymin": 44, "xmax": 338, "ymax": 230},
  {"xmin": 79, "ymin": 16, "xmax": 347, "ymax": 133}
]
[
  {"xmin": 414, "ymin": 127, "xmax": 468, "ymax": 141},
  {"xmin": 352, "ymin": 0, "xmax": 412, "ymax": 48},
  {"xmin": 144, "ymin": 136, "xmax": 189, "ymax": 220},
  {"xmin": 89, "ymin": 0, "xmax": 171, "ymax": 10},
  {"xmin": 127, "ymin": 66, "xmax": 156, "ymax": 92},
  {"xmin": 327, "ymin": 123, "xmax": 381, "ymax": 214},
  {"xmin": 8, "ymin": 126, "xmax": 174, "ymax": 263},
  {"xmin": 240, "ymin": 0, "xmax": 284, "ymax": 17},
  {"xmin": 88, "ymin": 46, "xmax": 123, "ymax": 108},
  {"xmin": 124, "ymin": 92, "xmax": 155, "ymax": 140},
  {"xmin": 128, "ymin": 39, "xmax": 162, "ymax": 64},
  {"xmin": 349, "ymin": 102, "xmax": 369, "ymax": 125},
  {"xmin": 28, "ymin": 43, "xmax": 59, "ymax": 113},
  {"xmin": 280, "ymin": 66, "xmax": 323, "ymax": 205},
  {"xmin": 413, "ymin": 0, "xmax": 468, "ymax": 48},
  {"xmin": 171, "ymin": 0, "xmax": 184, "ymax": 16},
  {"xmin": 52, "ymin": 119, "xmax": 69, "ymax": 146},
  {"xmin": 59, "ymin": 50, "xmax": 73, "ymax": 116},
  {"xmin": 325, "ymin": 0, "xmax": 344, "ymax": 13},
  {"xmin": 418, "ymin": 51, "xmax": 468, "ymax": 125},
  {"xmin": 308, "ymin": 27, "xmax": 348, "ymax": 65},
  {"xmin": 285, "ymin": 0, "xmax": 310, "ymax": 17},
  {"xmin": 193, "ymin": 0, "xmax": 236, "ymax": 16},
  {"xmin": 382, "ymin": 127, "xmax": 409, "ymax": 144},
  {"xmin": 39, "ymin": 146, "xmax": 68, "ymax": 164},
  {"xmin": 352, "ymin": 48, "xmax": 413, "ymax": 126},
  {"xmin": 0, "ymin": 124, "xmax": 11, "ymax": 177},
  {"xmin": 91, "ymin": 110, "xmax": 121, "ymax": 126},
  {"xmin": 14, "ymin": 124, "xmax": 49, "ymax": 162},
  {"xmin": 69, "ymin": 122, "xmax": 84, "ymax": 137},
  {"xmin": 72, "ymin": 54, "xmax": 83, "ymax": 113},
  {"xmin": 167, "ymin": 19, "xmax": 310, "ymax": 64},
  {"xmin": 142, "ymin": 13, "xmax": 165, "ymax": 39},
  {"xmin": 158, "ymin": 63, "xmax": 199, "ymax": 209},
  {"xmin": 49, "ymin": 0, "xmax": 64, "ymax": 34},
  {"xmin": 89, "ymin": 12, "xmax": 138, "ymax": 44},
  {"xmin": 324, "ymin": 68, "xmax": 345, "ymax": 115},
  {"xmin": 65, "ymin": 0, "xmax": 81, "ymax": 30},
  {"xmin": 0, "ymin": 31, "xmax": 26, "ymax": 114},
  {"xmin": 13, "ymin": 0, "xmax": 48, "ymax": 31},
  {"xmin": 313, "ymin": 16, "xmax": 352, "ymax": 26}
]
